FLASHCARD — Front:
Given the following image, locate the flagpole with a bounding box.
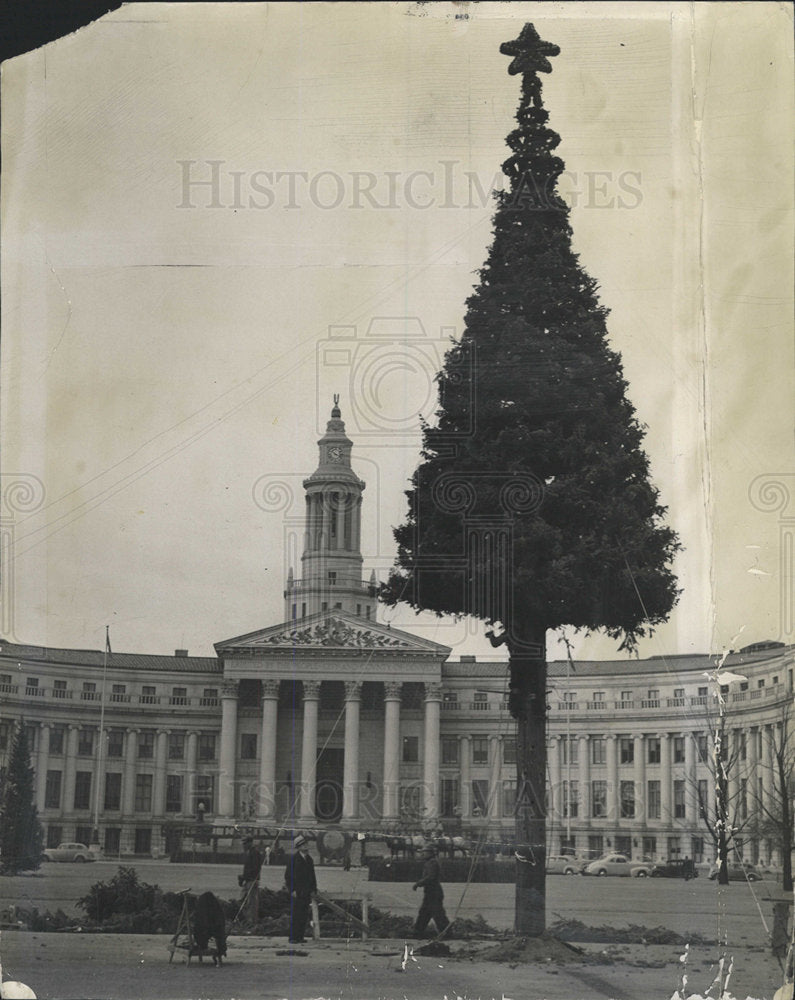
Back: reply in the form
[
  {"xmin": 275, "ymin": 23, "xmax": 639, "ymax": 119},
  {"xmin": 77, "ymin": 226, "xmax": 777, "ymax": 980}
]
[{"xmin": 92, "ymin": 625, "xmax": 110, "ymax": 849}]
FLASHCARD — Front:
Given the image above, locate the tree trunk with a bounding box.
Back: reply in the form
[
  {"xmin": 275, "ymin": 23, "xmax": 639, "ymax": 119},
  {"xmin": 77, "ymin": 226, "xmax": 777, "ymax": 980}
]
[{"xmin": 510, "ymin": 631, "xmax": 548, "ymax": 936}]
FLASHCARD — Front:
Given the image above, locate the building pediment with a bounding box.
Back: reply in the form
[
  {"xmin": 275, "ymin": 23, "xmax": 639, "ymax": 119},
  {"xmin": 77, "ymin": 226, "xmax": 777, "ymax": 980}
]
[{"xmin": 215, "ymin": 611, "xmax": 451, "ymax": 657}]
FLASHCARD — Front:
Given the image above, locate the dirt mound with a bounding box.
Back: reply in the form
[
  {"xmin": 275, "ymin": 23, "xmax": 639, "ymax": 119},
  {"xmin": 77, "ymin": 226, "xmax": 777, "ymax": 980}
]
[
  {"xmin": 469, "ymin": 934, "xmax": 597, "ymax": 965},
  {"xmin": 547, "ymin": 918, "xmax": 715, "ymax": 946}
]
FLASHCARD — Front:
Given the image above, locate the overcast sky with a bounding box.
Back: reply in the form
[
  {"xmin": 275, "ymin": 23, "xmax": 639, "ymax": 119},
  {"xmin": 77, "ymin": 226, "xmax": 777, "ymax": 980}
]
[{"xmin": 1, "ymin": 2, "xmax": 792, "ymax": 662}]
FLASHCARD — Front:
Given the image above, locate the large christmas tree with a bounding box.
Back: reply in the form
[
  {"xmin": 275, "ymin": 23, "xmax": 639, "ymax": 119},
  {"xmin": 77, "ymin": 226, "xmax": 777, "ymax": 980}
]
[
  {"xmin": 382, "ymin": 23, "xmax": 679, "ymax": 935},
  {"xmin": 0, "ymin": 721, "xmax": 44, "ymax": 874}
]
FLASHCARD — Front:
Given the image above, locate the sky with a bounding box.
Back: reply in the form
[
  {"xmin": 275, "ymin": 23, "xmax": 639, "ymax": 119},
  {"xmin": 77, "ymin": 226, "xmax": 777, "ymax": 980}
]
[{"xmin": 1, "ymin": 2, "xmax": 793, "ymax": 663}]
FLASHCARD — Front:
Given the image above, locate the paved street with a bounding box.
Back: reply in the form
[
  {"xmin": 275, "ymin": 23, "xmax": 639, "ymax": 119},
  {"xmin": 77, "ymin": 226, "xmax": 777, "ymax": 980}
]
[{"xmin": 0, "ymin": 861, "xmax": 789, "ymax": 999}]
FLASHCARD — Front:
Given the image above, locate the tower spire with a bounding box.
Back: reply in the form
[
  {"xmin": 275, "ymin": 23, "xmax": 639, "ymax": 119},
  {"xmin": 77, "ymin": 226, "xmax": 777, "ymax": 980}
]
[{"xmin": 283, "ymin": 400, "xmax": 375, "ymax": 622}]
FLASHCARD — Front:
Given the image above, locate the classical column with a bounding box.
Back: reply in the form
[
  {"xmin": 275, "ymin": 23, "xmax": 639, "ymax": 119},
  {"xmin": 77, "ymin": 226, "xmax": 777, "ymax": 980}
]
[
  {"xmin": 660, "ymin": 733, "xmax": 672, "ymax": 823},
  {"xmin": 342, "ymin": 681, "xmax": 362, "ymax": 820},
  {"xmin": 218, "ymin": 681, "xmax": 239, "ymax": 818},
  {"xmin": 153, "ymin": 730, "xmax": 168, "ymax": 817},
  {"xmin": 63, "ymin": 725, "xmax": 79, "ymax": 814},
  {"xmin": 382, "ymin": 682, "xmax": 402, "ymax": 821},
  {"xmin": 36, "ymin": 723, "xmax": 50, "ymax": 812},
  {"xmin": 122, "ymin": 729, "xmax": 139, "ymax": 816},
  {"xmin": 549, "ymin": 735, "xmax": 562, "ymax": 823},
  {"xmin": 634, "ymin": 734, "xmax": 645, "ymax": 825},
  {"xmin": 186, "ymin": 731, "xmax": 198, "ymax": 816},
  {"xmin": 299, "ymin": 680, "xmax": 320, "ymax": 820},
  {"xmin": 764, "ymin": 725, "xmax": 776, "ymax": 812},
  {"xmin": 459, "ymin": 735, "xmax": 472, "ymax": 818},
  {"xmin": 578, "ymin": 735, "xmax": 590, "ymax": 820},
  {"xmin": 488, "ymin": 735, "xmax": 502, "ymax": 820},
  {"xmin": 422, "ymin": 683, "xmax": 442, "ymax": 821},
  {"xmin": 258, "ymin": 680, "xmax": 279, "ymax": 820},
  {"xmin": 606, "ymin": 734, "xmax": 618, "ymax": 822}
]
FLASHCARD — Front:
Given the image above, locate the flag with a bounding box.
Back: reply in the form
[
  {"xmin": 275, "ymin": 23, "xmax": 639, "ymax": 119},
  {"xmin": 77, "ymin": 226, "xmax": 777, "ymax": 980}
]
[{"xmin": 105, "ymin": 628, "xmax": 112, "ymax": 656}]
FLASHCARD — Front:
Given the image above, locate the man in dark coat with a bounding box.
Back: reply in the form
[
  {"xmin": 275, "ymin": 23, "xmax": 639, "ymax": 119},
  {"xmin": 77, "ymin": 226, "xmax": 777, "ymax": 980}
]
[
  {"xmin": 283, "ymin": 834, "xmax": 318, "ymax": 943},
  {"xmin": 238, "ymin": 836, "xmax": 263, "ymax": 925},
  {"xmin": 412, "ymin": 843, "xmax": 450, "ymax": 938}
]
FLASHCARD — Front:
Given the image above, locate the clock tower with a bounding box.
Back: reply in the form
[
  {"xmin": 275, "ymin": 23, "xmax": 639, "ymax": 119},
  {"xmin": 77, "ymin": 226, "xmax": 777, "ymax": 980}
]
[{"xmin": 284, "ymin": 397, "xmax": 377, "ymax": 621}]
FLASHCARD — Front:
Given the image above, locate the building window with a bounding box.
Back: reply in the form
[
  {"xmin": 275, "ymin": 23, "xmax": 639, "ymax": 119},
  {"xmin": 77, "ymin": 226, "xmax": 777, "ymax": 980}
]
[
  {"xmin": 46, "ymin": 826, "xmax": 62, "ymax": 848},
  {"xmin": 691, "ymin": 836, "xmax": 705, "ymax": 862},
  {"xmin": 400, "ymin": 683, "xmax": 424, "ymax": 709},
  {"xmin": 698, "ymin": 779, "xmax": 709, "ymax": 818},
  {"xmin": 195, "ymin": 775, "xmax": 214, "ymax": 814},
  {"xmin": 592, "ymin": 690, "xmax": 605, "ymax": 705},
  {"xmin": 564, "ymin": 779, "xmax": 579, "ymax": 818},
  {"xmin": 562, "ymin": 689, "xmax": 577, "ymax": 704},
  {"xmin": 739, "ymin": 732, "xmax": 747, "ymax": 761},
  {"xmin": 619, "ymin": 738, "xmax": 634, "ymax": 765},
  {"xmin": 134, "ymin": 828, "xmax": 152, "ymax": 855},
  {"xmin": 104, "ymin": 828, "xmax": 121, "ymax": 855},
  {"xmin": 591, "ymin": 780, "xmax": 607, "ymax": 818},
  {"xmin": 165, "ymin": 732, "xmax": 184, "ymax": 761},
  {"xmin": 697, "ymin": 735, "xmax": 709, "ymax": 762},
  {"xmin": 166, "ymin": 775, "xmax": 183, "ymax": 813},
  {"xmin": 588, "ymin": 834, "xmax": 604, "ymax": 857},
  {"xmin": 76, "ymin": 729, "xmax": 94, "ymax": 757},
  {"xmin": 620, "ymin": 780, "xmax": 635, "ymax": 818},
  {"xmin": 240, "ymin": 733, "xmax": 257, "ymax": 760},
  {"xmin": 620, "ymin": 690, "xmax": 632, "ymax": 703},
  {"xmin": 23, "ymin": 724, "xmax": 37, "ymax": 753},
  {"xmin": 673, "ymin": 779, "xmax": 685, "ymax": 818},
  {"xmin": 328, "ymin": 571, "xmax": 337, "ymax": 585},
  {"xmin": 25, "ymin": 677, "xmax": 39, "ymax": 695},
  {"xmin": 441, "ymin": 737, "xmax": 459, "ymax": 765},
  {"xmin": 440, "ymin": 777, "xmax": 459, "ymax": 817},
  {"xmin": 402, "ymin": 735, "xmax": 419, "ymax": 763},
  {"xmin": 140, "ymin": 685, "xmax": 157, "ymax": 704},
  {"xmin": 647, "ymin": 737, "xmax": 661, "ymax": 764},
  {"xmin": 134, "ymin": 773, "xmax": 153, "ymax": 812},
  {"xmin": 110, "ymin": 683, "xmax": 127, "ymax": 702},
  {"xmin": 198, "ymin": 734, "xmax": 216, "ymax": 762},
  {"xmin": 667, "ymin": 836, "xmax": 681, "ymax": 857},
  {"xmin": 201, "ymin": 688, "xmax": 219, "ymax": 707},
  {"xmin": 170, "ymin": 687, "xmax": 188, "ymax": 706},
  {"xmin": 49, "ymin": 726, "xmax": 65, "ymax": 755},
  {"xmin": 0, "ymin": 722, "xmax": 9, "ymax": 751},
  {"xmin": 591, "ymin": 737, "xmax": 606, "ymax": 765},
  {"xmin": 494, "ymin": 779, "xmax": 513, "ymax": 817},
  {"xmin": 472, "ymin": 779, "xmax": 489, "ymax": 816},
  {"xmin": 44, "ymin": 770, "xmax": 62, "ymax": 809},
  {"xmin": 697, "ymin": 686, "xmax": 708, "ymax": 697},
  {"xmin": 473, "ymin": 691, "xmax": 488, "ymax": 708},
  {"xmin": 471, "ymin": 737, "xmax": 489, "ymax": 765},
  {"xmin": 81, "ymin": 681, "xmax": 97, "ymax": 700},
  {"xmin": 104, "ymin": 772, "xmax": 122, "ymax": 811},
  {"xmin": 138, "ymin": 731, "xmax": 155, "ymax": 759},
  {"xmin": 642, "ymin": 836, "xmax": 657, "ymax": 858},
  {"xmin": 75, "ymin": 825, "xmax": 93, "ymax": 846},
  {"xmin": 673, "ymin": 737, "xmax": 685, "ymax": 764},
  {"xmin": 647, "ymin": 779, "xmax": 661, "ymax": 819},
  {"xmin": 740, "ymin": 778, "xmax": 748, "ymax": 819},
  {"xmin": 107, "ymin": 730, "xmax": 124, "ymax": 758},
  {"xmin": 53, "ymin": 679, "xmax": 68, "ymax": 698},
  {"xmin": 561, "ymin": 737, "xmax": 579, "ymax": 765},
  {"xmin": 74, "ymin": 771, "xmax": 92, "ymax": 810},
  {"xmin": 648, "ymin": 688, "xmax": 660, "ymax": 701},
  {"xmin": 503, "ymin": 737, "xmax": 517, "ymax": 764}
]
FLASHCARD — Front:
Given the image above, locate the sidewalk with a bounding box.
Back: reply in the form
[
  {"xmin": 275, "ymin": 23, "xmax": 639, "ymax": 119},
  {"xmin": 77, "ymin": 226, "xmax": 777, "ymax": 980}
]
[{"xmin": 0, "ymin": 930, "xmax": 785, "ymax": 1000}]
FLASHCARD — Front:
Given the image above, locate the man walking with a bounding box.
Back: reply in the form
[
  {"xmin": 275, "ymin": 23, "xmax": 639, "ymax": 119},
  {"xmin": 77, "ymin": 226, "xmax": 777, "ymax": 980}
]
[
  {"xmin": 238, "ymin": 836, "xmax": 263, "ymax": 925},
  {"xmin": 412, "ymin": 843, "xmax": 450, "ymax": 938},
  {"xmin": 284, "ymin": 834, "xmax": 317, "ymax": 944}
]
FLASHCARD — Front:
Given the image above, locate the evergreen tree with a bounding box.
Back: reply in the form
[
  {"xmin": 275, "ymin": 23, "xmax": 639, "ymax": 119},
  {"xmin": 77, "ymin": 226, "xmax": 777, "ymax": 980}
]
[
  {"xmin": 0, "ymin": 721, "xmax": 44, "ymax": 874},
  {"xmin": 382, "ymin": 23, "xmax": 679, "ymax": 935}
]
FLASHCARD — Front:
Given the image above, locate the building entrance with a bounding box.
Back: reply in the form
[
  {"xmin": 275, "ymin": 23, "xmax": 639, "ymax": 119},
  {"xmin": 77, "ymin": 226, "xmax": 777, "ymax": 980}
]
[{"xmin": 315, "ymin": 747, "xmax": 344, "ymax": 821}]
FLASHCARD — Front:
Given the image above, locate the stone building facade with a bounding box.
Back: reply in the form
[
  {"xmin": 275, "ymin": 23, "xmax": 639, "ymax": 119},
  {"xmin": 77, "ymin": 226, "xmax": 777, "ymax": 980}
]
[{"xmin": 1, "ymin": 404, "xmax": 792, "ymax": 862}]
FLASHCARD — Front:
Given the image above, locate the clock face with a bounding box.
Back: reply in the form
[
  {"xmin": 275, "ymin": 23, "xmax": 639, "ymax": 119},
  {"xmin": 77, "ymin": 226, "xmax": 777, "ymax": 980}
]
[{"xmin": 328, "ymin": 445, "xmax": 343, "ymax": 463}]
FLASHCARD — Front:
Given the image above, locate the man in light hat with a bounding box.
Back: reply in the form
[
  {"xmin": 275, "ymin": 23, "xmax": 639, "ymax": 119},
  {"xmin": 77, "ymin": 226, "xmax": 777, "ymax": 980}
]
[
  {"xmin": 238, "ymin": 836, "xmax": 263, "ymax": 926},
  {"xmin": 283, "ymin": 834, "xmax": 318, "ymax": 944},
  {"xmin": 412, "ymin": 842, "xmax": 450, "ymax": 938}
]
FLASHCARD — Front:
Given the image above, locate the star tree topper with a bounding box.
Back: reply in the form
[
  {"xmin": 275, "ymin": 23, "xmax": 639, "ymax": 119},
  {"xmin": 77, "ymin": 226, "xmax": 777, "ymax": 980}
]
[{"xmin": 500, "ymin": 23, "xmax": 560, "ymax": 76}]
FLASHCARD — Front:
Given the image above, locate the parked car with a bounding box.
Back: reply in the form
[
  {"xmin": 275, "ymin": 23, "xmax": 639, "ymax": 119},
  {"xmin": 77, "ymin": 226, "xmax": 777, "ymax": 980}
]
[
  {"xmin": 42, "ymin": 842, "xmax": 96, "ymax": 863},
  {"xmin": 546, "ymin": 854, "xmax": 583, "ymax": 875},
  {"xmin": 708, "ymin": 861, "xmax": 762, "ymax": 882},
  {"xmin": 650, "ymin": 858, "xmax": 698, "ymax": 879},
  {"xmin": 583, "ymin": 853, "xmax": 645, "ymax": 877}
]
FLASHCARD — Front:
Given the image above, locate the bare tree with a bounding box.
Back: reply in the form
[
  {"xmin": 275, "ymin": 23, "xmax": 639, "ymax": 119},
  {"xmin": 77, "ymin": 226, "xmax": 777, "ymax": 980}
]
[
  {"xmin": 752, "ymin": 706, "xmax": 795, "ymax": 892},
  {"xmin": 694, "ymin": 700, "xmax": 754, "ymax": 886}
]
